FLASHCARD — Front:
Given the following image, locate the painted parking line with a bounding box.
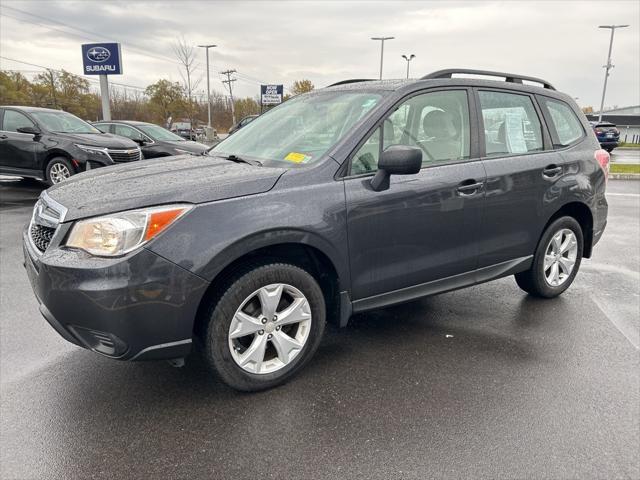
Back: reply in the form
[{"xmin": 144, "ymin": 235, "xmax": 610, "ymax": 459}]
[{"xmin": 606, "ymin": 193, "xmax": 640, "ymax": 197}]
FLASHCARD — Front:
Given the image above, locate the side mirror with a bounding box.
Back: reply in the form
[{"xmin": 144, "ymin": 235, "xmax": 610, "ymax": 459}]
[
  {"xmin": 16, "ymin": 126, "xmax": 41, "ymax": 136},
  {"xmin": 370, "ymin": 145, "xmax": 422, "ymax": 191}
]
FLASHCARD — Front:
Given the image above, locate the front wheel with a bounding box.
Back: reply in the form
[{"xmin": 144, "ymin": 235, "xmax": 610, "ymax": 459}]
[
  {"xmin": 515, "ymin": 216, "xmax": 583, "ymax": 298},
  {"xmin": 203, "ymin": 263, "xmax": 326, "ymax": 391},
  {"xmin": 45, "ymin": 157, "xmax": 74, "ymax": 185}
]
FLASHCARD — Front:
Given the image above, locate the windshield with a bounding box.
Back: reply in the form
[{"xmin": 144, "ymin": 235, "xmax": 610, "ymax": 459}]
[
  {"xmin": 209, "ymin": 91, "xmax": 383, "ymax": 165},
  {"xmin": 138, "ymin": 124, "xmax": 185, "ymax": 141},
  {"xmin": 30, "ymin": 110, "xmax": 101, "ymax": 134}
]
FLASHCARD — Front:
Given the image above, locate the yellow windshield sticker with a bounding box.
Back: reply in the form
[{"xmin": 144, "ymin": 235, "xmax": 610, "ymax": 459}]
[{"xmin": 284, "ymin": 152, "xmax": 308, "ymax": 163}]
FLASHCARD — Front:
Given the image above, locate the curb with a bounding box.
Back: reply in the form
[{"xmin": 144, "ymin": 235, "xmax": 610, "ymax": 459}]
[{"xmin": 609, "ymin": 173, "xmax": 640, "ymax": 180}]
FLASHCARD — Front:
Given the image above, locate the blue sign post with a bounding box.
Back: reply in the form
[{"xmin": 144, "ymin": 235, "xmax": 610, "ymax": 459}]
[{"xmin": 81, "ymin": 43, "xmax": 122, "ymax": 120}]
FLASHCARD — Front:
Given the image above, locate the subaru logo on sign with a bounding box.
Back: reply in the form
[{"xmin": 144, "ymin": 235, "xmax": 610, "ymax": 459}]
[{"xmin": 87, "ymin": 47, "xmax": 111, "ymax": 63}]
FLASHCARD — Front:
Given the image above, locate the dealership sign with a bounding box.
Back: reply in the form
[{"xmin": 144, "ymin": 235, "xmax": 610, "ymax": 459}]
[
  {"xmin": 81, "ymin": 43, "xmax": 122, "ymax": 75},
  {"xmin": 261, "ymin": 85, "xmax": 283, "ymax": 105}
]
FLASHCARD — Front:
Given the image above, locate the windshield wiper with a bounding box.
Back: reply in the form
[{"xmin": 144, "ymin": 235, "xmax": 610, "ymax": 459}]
[{"xmin": 214, "ymin": 154, "xmax": 262, "ymax": 166}]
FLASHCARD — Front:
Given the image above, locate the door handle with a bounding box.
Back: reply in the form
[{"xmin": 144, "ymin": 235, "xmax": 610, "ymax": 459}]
[
  {"xmin": 0, "ymin": 134, "xmax": 8, "ymax": 140},
  {"xmin": 456, "ymin": 180, "xmax": 484, "ymax": 196},
  {"xmin": 542, "ymin": 165, "xmax": 562, "ymax": 178}
]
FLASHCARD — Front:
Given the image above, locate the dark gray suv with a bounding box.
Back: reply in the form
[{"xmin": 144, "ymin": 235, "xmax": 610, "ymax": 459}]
[{"xmin": 23, "ymin": 69, "xmax": 609, "ymax": 391}]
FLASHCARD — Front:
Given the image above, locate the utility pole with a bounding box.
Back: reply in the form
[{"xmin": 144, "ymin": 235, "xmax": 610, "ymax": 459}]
[
  {"xmin": 401, "ymin": 54, "xmax": 415, "ymax": 79},
  {"xmin": 221, "ymin": 69, "xmax": 237, "ymax": 125},
  {"xmin": 371, "ymin": 36, "xmax": 394, "ymax": 80},
  {"xmin": 197, "ymin": 44, "xmax": 217, "ymax": 128},
  {"xmin": 597, "ymin": 24, "xmax": 629, "ymax": 122}
]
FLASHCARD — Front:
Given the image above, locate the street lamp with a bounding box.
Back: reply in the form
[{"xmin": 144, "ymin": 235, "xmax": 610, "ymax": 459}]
[
  {"xmin": 597, "ymin": 25, "xmax": 629, "ymax": 122},
  {"xmin": 401, "ymin": 54, "xmax": 415, "ymax": 79},
  {"xmin": 371, "ymin": 36, "xmax": 395, "ymax": 80},
  {"xmin": 197, "ymin": 44, "xmax": 217, "ymax": 128}
]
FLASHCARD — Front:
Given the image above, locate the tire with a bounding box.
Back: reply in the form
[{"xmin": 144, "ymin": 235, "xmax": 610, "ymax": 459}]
[
  {"xmin": 515, "ymin": 216, "xmax": 583, "ymax": 298},
  {"xmin": 203, "ymin": 263, "xmax": 326, "ymax": 391},
  {"xmin": 45, "ymin": 157, "xmax": 74, "ymax": 186}
]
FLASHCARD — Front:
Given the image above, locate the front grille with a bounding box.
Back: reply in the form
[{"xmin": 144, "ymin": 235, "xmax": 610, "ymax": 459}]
[
  {"xmin": 29, "ymin": 193, "xmax": 66, "ymax": 255},
  {"xmin": 30, "ymin": 224, "xmax": 55, "ymax": 252},
  {"xmin": 108, "ymin": 148, "xmax": 141, "ymax": 163}
]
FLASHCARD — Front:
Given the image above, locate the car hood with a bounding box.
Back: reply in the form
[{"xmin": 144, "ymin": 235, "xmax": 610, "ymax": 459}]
[
  {"xmin": 46, "ymin": 155, "xmax": 287, "ymax": 221},
  {"xmin": 165, "ymin": 140, "xmax": 209, "ymax": 152},
  {"xmin": 54, "ymin": 132, "xmax": 139, "ymax": 149}
]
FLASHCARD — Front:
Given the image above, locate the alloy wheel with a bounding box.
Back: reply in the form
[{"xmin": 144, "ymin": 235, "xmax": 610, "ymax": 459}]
[
  {"xmin": 543, "ymin": 228, "xmax": 578, "ymax": 287},
  {"xmin": 228, "ymin": 283, "xmax": 312, "ymax": 374},
  {"xmin": 50, "ymin": 163, "xmax": 71, "ymax": 184}
]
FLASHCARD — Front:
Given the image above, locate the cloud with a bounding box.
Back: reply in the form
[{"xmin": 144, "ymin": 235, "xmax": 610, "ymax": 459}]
[{"xmin": 1, "ymin": 0, "xmax": 638, "ymax": 108}]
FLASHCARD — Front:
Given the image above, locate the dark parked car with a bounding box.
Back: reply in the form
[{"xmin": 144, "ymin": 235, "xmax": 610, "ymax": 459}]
[
  {"xmin": 94, "ymin": 120, "xmax": 209, "ymax": 158},
  {"xmin": 590, "ymin": 121, "xmax": 619, "ymax": 152},
  {"xmin": 228, "ymin": 114, "xmax": 258, "ymax": 135},
  {"xmin": 24, "ymin": 69, "xmax": 609, "ymax": 391},
  {"xmin": 171, "ymin": 122, "xmax": 197, "ymax": 140},
  {"xmin": 0, "ymin": 106, "xmax": 141, "ymax": 185}
]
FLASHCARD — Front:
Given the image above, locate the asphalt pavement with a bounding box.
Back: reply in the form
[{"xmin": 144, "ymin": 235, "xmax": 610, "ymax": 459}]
[{"xmin": 0, "ymin": 177, "xmax": 638, "ymax": 480}]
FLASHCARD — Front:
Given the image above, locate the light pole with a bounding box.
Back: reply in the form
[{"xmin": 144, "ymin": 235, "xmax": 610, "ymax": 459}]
[
  {"xmin": 401, "ymin": 54, "xmax": 415, "ymax": 79},
  {"xmin": 197, "ymin": 44, "xmax": 217, "ymax": 128},
  {"xmin": 597, "ymin": 25, "xmax": 629, "ymax": 122},
  {"xmin": 371, "ymin": 36, "xmax": 394, "ymax": 80}
]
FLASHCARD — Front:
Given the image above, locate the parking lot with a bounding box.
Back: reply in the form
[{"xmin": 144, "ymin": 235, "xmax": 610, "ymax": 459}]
[{"xmin": 0, "ymin": 178, "xmax": 638, "ymax": 479}]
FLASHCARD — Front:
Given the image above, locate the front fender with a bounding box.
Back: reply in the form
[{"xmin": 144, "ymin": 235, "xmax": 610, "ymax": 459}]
[{"xmin": 148, "ymin": 176, "xmax": 350, "ymax": 291}]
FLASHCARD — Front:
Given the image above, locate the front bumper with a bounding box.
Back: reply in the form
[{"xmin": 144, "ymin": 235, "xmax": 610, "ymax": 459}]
[{"xmin": 23, "ymin": 228, "xmax": 208, "ymax": 361}]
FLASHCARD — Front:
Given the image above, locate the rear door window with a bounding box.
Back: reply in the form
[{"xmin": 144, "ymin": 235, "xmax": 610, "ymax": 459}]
[
  {"xmin": 539, "ymin": 97, "xmax": 585, "ymax": 147},
  {"xmin": 95, "ymin": 123, "xmax": 113, "ymax": 134},
  {"xmin": 478, "ymin": 91, "xmax": 543, "ymax": 156}
]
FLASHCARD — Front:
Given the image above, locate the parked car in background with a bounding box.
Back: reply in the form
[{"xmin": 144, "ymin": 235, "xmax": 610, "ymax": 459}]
[
  {"xmin": 23, "ymin": 69, "xmax": 608, "ymax": 391},
  {"xmin": 94, "ymin": 120, "xmax": 209, "ymax": 158},
  {"xmin": 0, "ymin": 106, "xmax": 141, "ymax": 185},
  {"xmin": 171, "ymin": 122, "xmax": 197, "ymax": 140},
  {"xmin": 228, "ymin": 114, "xmax": 259, "ymax": 135},
  {"xmin": 590, "ymin": 121, "xmax": 619, "ymax": 152}
]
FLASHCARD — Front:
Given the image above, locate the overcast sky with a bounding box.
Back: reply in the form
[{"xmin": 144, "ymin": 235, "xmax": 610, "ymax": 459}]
[{"xmin": 1, "ymin": 0, "xmax": 638, "ymax": 109}]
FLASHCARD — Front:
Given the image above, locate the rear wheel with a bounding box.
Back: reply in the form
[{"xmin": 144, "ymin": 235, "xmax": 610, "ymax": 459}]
[
  {"xmin": 515, "ymin": 216, "xmax": 583, "ymax": 298},
  {"xmin": 45, "ymin": 157, "xmax": 74, "ymax": 185},
  {"xmin": 203, "ymin": 263, "xmax": 326, "ymax": 391}
]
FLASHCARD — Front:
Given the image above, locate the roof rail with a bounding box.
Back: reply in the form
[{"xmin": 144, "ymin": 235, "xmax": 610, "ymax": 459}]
[
  {"xmin": 327, "ymin": 79, "xmax": 374, "ymax": 87},
  {"xmin": 422, "ymin": 69, "xmax": 556, "ymax": 90}
]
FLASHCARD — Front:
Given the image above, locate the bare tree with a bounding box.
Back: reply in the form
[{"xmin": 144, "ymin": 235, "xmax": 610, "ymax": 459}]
[{"xmin": 173, "ymin": 37, "xmax": 202, "ymax": 128}]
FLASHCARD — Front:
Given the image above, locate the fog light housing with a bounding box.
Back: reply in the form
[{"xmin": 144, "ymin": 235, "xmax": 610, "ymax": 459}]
[{"xmin": 68, "ymin": 326, "xmax": 128, "ymax": 357}]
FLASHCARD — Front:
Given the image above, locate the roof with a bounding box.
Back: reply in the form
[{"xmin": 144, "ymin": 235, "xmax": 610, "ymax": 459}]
[
  {"xmin": 325, "ymin": 69, "xmax": 558, "ymax": 94},
  {"xmin": 93, "ymin": 120, "xmax": 152, "ymax": 126},
  {"xmin": 0, "ymin": 105, "xmax": 64, "ymax": 113},
  {"xmin": 598, "ymin": 105, "xmax": 640, "ymax": 116},
  {"xmin": 586, "ymin": 114, "xmax": 640, "ymax": 127}
]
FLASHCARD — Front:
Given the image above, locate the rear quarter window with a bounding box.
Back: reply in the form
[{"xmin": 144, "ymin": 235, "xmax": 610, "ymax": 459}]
[{"xmin": 540, "ymin": 97, "xmax": 585, "ymax": 147}]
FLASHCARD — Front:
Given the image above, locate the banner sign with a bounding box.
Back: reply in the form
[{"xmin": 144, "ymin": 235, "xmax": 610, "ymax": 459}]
[
  {"xmin": 261, "ymin": 84, "xmax": 283, "ymax": 105},
  {"xmin": 81, "ymin": 43, "xmax": 123, "ymax": 75}
]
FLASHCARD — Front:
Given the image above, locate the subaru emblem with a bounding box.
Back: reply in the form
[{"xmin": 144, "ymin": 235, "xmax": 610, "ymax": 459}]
[{"xmin": 86, "ymin": 46, "xmax": 111, "ymax": 63}]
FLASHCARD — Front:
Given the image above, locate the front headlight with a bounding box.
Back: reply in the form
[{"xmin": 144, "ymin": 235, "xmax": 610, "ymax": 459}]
[
  {"xmin": 74, "ymin": 144, "xmax": 109, "ymax": 156},
  {"xmin": 65, "ymin": 204, "xmax": 192, "ymax": 256}
]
